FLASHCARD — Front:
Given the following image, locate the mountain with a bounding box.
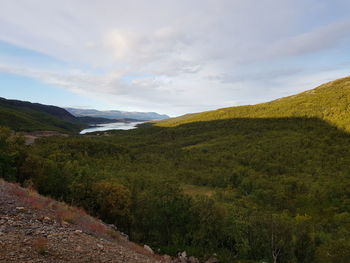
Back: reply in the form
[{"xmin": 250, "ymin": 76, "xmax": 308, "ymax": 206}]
[
  {"xmin": 0, "ymin": 97, "xmax": 77, "ymax": 122},
  {"xmin": 75, "ymin": 116, "xmax": 136, "ymax": 125},
  {"xmin": 158, "ymin": 76, "xmax": 350, "ymax": 130},
  {"xmin": 66, "ymin": 107, "xmax": 169, "ymax": 121},
  {"xmin": 0, "ymin": 97, "xmax": 85, "ymax": 133}
]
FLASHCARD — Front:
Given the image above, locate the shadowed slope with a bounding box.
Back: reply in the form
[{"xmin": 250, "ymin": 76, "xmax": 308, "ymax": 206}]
[{"xmin": 0, "ymin": 97, "xmax": 85, "ymax": 133}]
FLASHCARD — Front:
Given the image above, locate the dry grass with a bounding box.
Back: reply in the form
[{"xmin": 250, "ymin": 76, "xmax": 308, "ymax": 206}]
[
  {"xmin": 127, "ymin": 243, "xmax": 164, "ymax": 261},
  {"xmin": 127, "ymin": 242, "xmax": 153, "ymax": 255},
  {"xmin": 55, "ymin": 205, "xmax": 76, "ymax": 224},
  {"xmin": 32, "ymin": 237, "xmax": 49, "ymax": 255},
  {"xmin": 8, "ymin": 181, "xmax": 53, "ymax": 210}
]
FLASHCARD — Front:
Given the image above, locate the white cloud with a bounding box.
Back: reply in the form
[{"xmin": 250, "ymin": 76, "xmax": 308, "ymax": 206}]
[{"xmin": 0, "ymin": 0, "xmax": 350, "ymax": 115}]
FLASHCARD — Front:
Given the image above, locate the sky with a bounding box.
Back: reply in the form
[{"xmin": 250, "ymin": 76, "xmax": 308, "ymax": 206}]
[{"xmin": 0, "ymin": 0, "xmax": 350, "ymax": 116}]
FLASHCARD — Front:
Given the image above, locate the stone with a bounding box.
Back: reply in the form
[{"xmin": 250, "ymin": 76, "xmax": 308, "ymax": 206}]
[
  {"xmin": 188, "ymin": 256, "xmax": 200, "ymax": 263},
  {"xmin": 205, "ymin": 257, "xmax": 219, "ymax": 263},
  {"xmin": 162, "ymin": 255, "xmax": 172, "ymax": 262},
  {"xmin": 143, "ymin": 244, "xmax": 154, "ymax": 254}
]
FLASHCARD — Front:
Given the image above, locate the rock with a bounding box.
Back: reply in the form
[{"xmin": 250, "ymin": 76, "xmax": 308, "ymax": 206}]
[
  {"xmin": 108, "ymin": 224, "xmax": 118, "ymax": 231},
  {"xmin": 25, "ymin": 229, "xmax": 34, "ymax": 235},
  {"xmin": 74, "ymin": 229, "xmax": 83, "ymax": 234},
  {"xmin": 188, "ymin": 256, "xmax": 200, "ymax": 263},
  {"xmin": 143, "ymin": 244, "xmax": 154, "ymax": 254},
  {"xmin": 97, "ymin": 244, "xmax": 104, "ymax": 250},
  {"xmin": 205, "ymin": 257, "xmax": 219, "ymax": 263},
  {"xmin": 120, "ymin": 232, "xmax": 129, "ymax": 240},
  {"xmin": 15, "ymin": 207, "xmax": 25, "ymax": 211},
  {"xmin": 162, "ymin": 255, "xmax": 172, "ymax": 262}
]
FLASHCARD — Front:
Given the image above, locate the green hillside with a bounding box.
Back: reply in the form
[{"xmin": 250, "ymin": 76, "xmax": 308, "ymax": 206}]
[
  {"xmin": 0, "ymin": 98, "xmax": 85, "ymax": 133},
  {"xmin": 158, "ymin": 76, "xmax": 350, "ymax": 130}
]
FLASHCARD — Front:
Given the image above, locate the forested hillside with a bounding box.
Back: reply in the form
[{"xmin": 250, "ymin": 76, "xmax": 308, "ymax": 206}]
[
  {"xmin": 1, "ymin": 77, "xmax": 350, "ymax": 262},
  {"xmin": 0, "ymin": 97, "xmax": 84, "ymax": 132},
  {"xmin": 158, "ymin": 76, "xmax": 350, "ymax": 130}
]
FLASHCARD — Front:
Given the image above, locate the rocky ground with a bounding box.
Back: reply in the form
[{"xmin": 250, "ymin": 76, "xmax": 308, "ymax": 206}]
[
  {"xmin": 0, "ymin": 180, "xmax": 218, "ymax": 263},
  {"xmin": 0, "ymin": 180, "xmax": 167, "ymax": 263}
]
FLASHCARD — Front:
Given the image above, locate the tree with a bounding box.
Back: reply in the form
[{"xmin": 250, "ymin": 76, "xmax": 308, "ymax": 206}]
[
  {"xmin": 134, "ymin": 181, "xmax": 192, "ymax": 246},
  {"xmin": 92, "ymin": 180, "xmax": 131, "ymax": 227},
  {"xmin": 0, "ymin": 127, "xmax": 25, "ymax": 181},
  {"xmin": 191, "ymin": 196, "xmax": 225, "ymax": 249}
]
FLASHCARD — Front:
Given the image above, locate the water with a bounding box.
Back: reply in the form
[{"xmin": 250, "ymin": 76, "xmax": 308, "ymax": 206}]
[{"xmin": 80, "ymin": 122, "xmax": 143, "ymax": 134}]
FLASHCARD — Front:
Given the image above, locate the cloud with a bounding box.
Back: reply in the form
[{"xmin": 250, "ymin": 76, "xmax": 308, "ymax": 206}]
[
  {"xmin": 0, "ymin": 0, "xmax": 350, "ymax": 115},
  {"xmin": 268, "ymin": 20, "xmax": 350, "ymax": 58}
]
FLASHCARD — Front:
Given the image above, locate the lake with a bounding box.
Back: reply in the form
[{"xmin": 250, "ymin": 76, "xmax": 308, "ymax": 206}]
[{"xmin": 80, "ymin": 122, "xmax": 143, "ymax": 134}]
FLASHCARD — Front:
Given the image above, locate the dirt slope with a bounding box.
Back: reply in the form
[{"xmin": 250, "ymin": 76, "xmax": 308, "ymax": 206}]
[{"xmin": 0, "ymin": 180, "xmax": 167, "ymax": 263}]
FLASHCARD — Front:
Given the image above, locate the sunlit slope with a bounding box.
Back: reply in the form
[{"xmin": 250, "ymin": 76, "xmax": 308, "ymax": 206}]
[{"xmin": 158, "ymin": 76, "xmax": 350, "ymax": 130}]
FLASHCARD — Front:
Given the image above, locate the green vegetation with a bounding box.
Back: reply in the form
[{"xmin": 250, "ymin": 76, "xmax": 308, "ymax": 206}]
[
  {"xmin": 158, "ymin": 76, "xmax": 350, "ymax": 131},
  {"xmin": 2, "ymin": 77, "xmax": 350, "ymax": 262},
  {"xmin": 0, "ymin": 97, "xmax": 84, "ymax": 132}
]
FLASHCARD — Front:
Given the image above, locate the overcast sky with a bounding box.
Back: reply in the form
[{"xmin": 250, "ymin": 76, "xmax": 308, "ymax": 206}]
[{"xmin": 1, "ymin": 0, "xmax": 350, "ymax": 116}]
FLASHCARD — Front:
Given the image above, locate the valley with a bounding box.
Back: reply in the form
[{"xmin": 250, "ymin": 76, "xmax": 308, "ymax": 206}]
[{"xmin": 1, "ymin": 77, "xmax": 350, "ymax": 262}]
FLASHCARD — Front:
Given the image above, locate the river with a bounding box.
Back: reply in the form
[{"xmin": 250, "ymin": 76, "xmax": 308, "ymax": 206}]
[{"xmin": 80, "ymin": 121, "xmax": 143, "ymax": 134}]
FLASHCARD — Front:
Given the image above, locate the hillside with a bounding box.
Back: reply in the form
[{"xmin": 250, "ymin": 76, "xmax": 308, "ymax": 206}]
[
  {"xmin": 0, "ymin": 179, "xmax": 172, "ymax": 263},
  {"xmin": 158, "ymin": 76, "xmax": 350, "ymax": 130},
  {"xmin": 0, "ymin": 97, "xmax": 85, "ymax": 133}
]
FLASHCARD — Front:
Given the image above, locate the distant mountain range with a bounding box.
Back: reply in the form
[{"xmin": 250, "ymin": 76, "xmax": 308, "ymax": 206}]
[
  {"xmin": 65, "ymin": 108, "xmax": 169, "ymax": 121},
  {"xmin": 0, "ymin": 97, "xmax": 169, "ymax": 133}
]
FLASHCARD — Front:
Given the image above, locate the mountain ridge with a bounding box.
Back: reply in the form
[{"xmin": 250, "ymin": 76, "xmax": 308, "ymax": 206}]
[
  {"xmin": 0, "ymin": 97, "xmax": 77, "ymax": 122},
  {"xmin": 66, "ymin": 108, "xmax": 169, "ymax": 121},
  {"xmin": 157, "ymin": 76, "xmax": 350, "ymax": 130},
  {"xmin": 0, "ymin": 97, "xmax": 85, "ymax": 133}
]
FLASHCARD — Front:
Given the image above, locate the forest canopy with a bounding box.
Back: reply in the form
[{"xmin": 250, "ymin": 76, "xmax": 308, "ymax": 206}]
[{"xmin": 2, "ymin": 115, "xmax": 350, "ymax": 262}]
